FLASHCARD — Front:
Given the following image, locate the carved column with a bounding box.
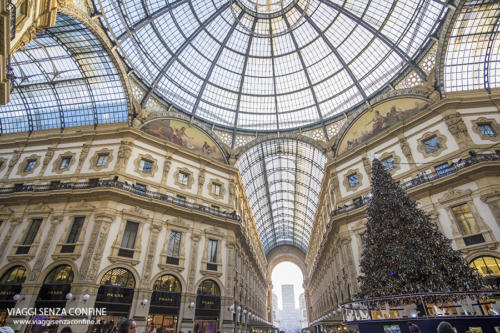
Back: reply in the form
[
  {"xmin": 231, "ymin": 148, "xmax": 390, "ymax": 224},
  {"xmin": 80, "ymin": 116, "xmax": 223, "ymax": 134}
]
[
  {"xmin": 362, "ymin": 155, "xmax": 372, "ymax": 177},
  {"xmin": 0, "ymin": 217, "xmax": 23, "ymax": 260},
  {"xmin": 141, "ymin": 221, "xmax": 162, "ymax": 288},
  {"xmin": 197, "ymin": 167, "xmax": 205, "ymax": 203},
  {"xmin": 398, "ymin": 136, "xmax": 415, "ymax": 165},
  {"xmin": 28, "ymin": 214, "xmax": 64, "ymax": 281},
  {"xmin": 187, "ymin": 230, "xmax": 201, "ymax": 291},
  {"xmin": 84, "ymin": 212, "xmax": 114, "ymax": 282},
  {"xmin": 443, "ymin": 112, "xmax": 471, "ymax": 149},
  {"xmin": 160, "ymin": 155, "xmax": 172, "ymax": 184},
  {"xmin": 75, "ymin": 144, "xmax": 90, "ymax": 174},
  {"xmin": 38, "ymin": 147, "xmax": 55, "ymax": 177},
  {"xmin": 116, "ymin": 140, "xmax": 133, "ymax": 173},
  {"xmin": 5, "ymin": 150, "xmax": 21, "ymax": 178},
  {"xmin": 229, "ymin": 178, "xmax": 236, "ymax": 209}
]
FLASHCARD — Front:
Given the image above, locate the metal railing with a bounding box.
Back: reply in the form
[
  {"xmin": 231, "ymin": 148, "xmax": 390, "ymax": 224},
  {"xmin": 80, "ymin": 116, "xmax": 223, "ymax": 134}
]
[
  {"xmin": 0, "ymin": 179, "xmax": 241, "ymax": 221},
  {"xmin": 331, "ymin": 153, "xmax": 500, "ymax": 218},
  {"xmin": 340, "ymin": 290, "xmax": 500, "ymax": 323}
]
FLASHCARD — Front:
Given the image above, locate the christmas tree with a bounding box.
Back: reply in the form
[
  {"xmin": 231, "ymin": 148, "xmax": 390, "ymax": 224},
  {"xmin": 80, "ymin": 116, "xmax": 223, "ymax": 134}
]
[{"xmin": 357, "ymin": 158, "xmax": 483, "ymax": 299}]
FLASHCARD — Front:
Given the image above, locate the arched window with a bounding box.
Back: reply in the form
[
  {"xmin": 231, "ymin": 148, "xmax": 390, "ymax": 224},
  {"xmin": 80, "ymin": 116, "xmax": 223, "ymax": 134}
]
[
  {"xmin": 470, "ymin": 256, "xmax": 500, "ymax": 290},
  {"xmin": 36, "ymin": 265, "xmax": 74, "ymax": 310},
  {"xmin": 0, "ymin": 266, "xmax": 27, "ymax": 322},
  {"xmin": 197, "ymin": 280, "xmax": 220, "ymax": 297},
  {"xmin": 44, "ymin": 265, "xmax": 74, "ymax": 284},
  {"xmin": 100, "ymin": 268, "xmax": 135, "ymax": 288},
  {"xmin": 153, "ymin": 275, "xmax": 181, "ymax": 293},
  {"xmin": 95, "ymin": 268, "xmax": 135, "ymax": 319},
  {"xmin": 469, "ymin": 256, "xmax": 500, "ymax": 276},
  {"xmin": 0, "ymin": 266, "xmax": 27, "ymax": 284}
]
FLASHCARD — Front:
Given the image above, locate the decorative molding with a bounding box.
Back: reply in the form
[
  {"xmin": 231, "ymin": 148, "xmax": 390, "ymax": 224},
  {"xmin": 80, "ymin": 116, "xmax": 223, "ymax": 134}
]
[
  {"xmin": 398, "ymin": 136, "xmax": 415, "ymax": 164},
  {"xmin": 67, "ymin": 200, "xmax": 96, "ymax": 213},
  {"xmin": 17, "ymin": 154, "xmax": 41, "ymax": 176},
  {"xmin": 471, "ymin": 117, "xmax": 500, "ymax": 141},
  {"xmin": 141, "ymin": 222, "xmax": 161, "ymax": 287},
  {"xmin": 88, "ymin": 219, "xmax": 112, "ymax": 281},
  {"xmin": 133, "ymin": 153, "xmax": 158, "ymax": 178},
  {"xmin": 76, "ymin": 144, "xmax": 90, "ymax": 173},
  {"xmin": 379, "ymin": 151, "xmax": 401, "ymax": 175},
  {"xmin": 342, "ymin": 169, "xmax": 363, "ymax": 192},
  {"xmin": 27, "ymin": 202, "xmax": 53, "ymax": 216},
  {"xmin": 438, "ymin": 188, "xmax": 473, "ymax": 205},
  {"xmin": 88, "ymin": 148, "xmax": 113, "ymax": 171},
  {"xmin": 162, "ymin": 155, "xmax": 172, "ymax": 182},
  {"xmin": 0, "ymin": 157, "xmax": 6, "ymax": 173},
  {"xmin": 116, "ymin": 140, "xmax": 132, "ymax": 172},
  {"xmin": 416, "ymin": 130, "xmax": 448, "ymax": 158},
  {"xmin": 361, "ymin": 156, "xmax": 372, "ymax": 177},
  {"xmin": 173, "ymin": 167, "xmax": 194, "ymax": 190},
  {"xmin": 443, "ymin": 113, "xmax": 470, "ymax": 147},
  {"xmin": 51, "ymin": 151, "xmax": 77, "ymax": 174},
  {"xmin": 7, "ymin": 150, "xmax": 21, "ymax": 173},
  {"xmin": 122, "ymin": 206, "xmax": 152, "ymax": 221},
  {"xmin": 40, "ymin": 147, "xmax": 55, "ymax": 174},
  {"xmin": 208, "ymin": 178, "xmax": 226, "ymax": 200}
]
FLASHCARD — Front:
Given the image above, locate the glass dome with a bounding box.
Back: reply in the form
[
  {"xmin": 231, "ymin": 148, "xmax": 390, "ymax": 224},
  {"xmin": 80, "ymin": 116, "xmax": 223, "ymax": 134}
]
[{"xmin": 93, "ymin": 0, "xmax": 446, "ymax": 132}]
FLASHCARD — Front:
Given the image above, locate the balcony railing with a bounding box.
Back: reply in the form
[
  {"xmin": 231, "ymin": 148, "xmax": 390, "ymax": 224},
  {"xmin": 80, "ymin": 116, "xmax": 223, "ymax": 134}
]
[
  {"xmin": 340, "ymin": 290, "xmax": 500, "ymax": 323},
  {"xmin": 0, "ymin": 179, "xmax": 241, "ymax": 222},
  {"xmin": 331, "ymin": 153, "xmax": 500, "ymax": 218}
]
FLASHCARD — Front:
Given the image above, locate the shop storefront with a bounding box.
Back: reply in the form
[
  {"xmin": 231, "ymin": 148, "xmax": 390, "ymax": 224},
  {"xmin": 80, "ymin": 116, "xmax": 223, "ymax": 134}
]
[
  {"xmin": 27, "ymin": 265, "xmax": 74, "ymax": 333},
  {"xmin": 194, "ymin": 280, "xmax": 220, "ymax": 333},
  {"xmin": 148, "ymin": 274, "xmax": 182, "ymax": 333},
  {"xmin": 0, "ymin": 266, "xmax": 27, "ymax": 325},
  {"xmin": 91, "ymin": 268, "xmax": 135, "ymax": 332}
]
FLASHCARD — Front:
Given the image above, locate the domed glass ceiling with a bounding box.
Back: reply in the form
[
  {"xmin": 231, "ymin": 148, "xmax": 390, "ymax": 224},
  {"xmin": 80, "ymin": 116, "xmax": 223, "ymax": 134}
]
[{"xmin": 93, "ymin": 0, "xmax": 447, "ymax": 132}]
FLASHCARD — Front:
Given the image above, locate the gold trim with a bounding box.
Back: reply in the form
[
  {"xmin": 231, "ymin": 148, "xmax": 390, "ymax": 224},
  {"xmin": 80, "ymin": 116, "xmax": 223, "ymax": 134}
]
[
  {"xmin": 343, "ymin": 169, "xmax": 363, "ymax": 192},
  {"xmin": 173, "ymin": 167, "xmax": 194, "ymax": 190},
  {"xmin": 89, "ymin": 148, "xmax": 113, "ymax": 171},
  {"xmin": 379, "ymin": 152, "xmax": 401, "ymax": 175},
  {"xmin": 208, "ymin": 178, "xmax": 225, "ymax": 200},
  {"xmin": 133, "ymin": 153, "xmax": 158, "ymax": 178},
  {"xmin": 416, "ymin": 130, "xmax": 448, "ymax": 158},
  {"xmin": 471, "ymin": 117, "xmax": 500, "ymax": 141},
  {"xmin": 17, "ymin": 154, "xmax": 41, "ymax": 176},
  {"xmin": 51, "ymin": 151, "xmax": 76, "ymax": 174}
]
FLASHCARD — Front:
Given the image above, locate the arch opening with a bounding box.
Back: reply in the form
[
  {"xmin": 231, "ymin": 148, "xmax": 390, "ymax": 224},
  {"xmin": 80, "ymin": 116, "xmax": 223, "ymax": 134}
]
[{"xmin": 271, "ymin": 261, "xmax": 308, "ymax": 332}]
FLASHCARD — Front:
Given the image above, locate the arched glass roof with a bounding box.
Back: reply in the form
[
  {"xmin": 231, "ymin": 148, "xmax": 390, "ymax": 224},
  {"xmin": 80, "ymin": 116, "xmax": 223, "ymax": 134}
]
[
  {"xmin": 236, "ymin": 138, "xmax": 327, "ymax": 254},
  {"xmin": 444, "ymin": 0, "xmax": 500, "ymax": 93},
  {"xmin": 0, "ymin": 14, "xmax": 128, "ymax": 134},
  {"xmin": 93, "ymin": 0, "xmax": 446, "ymax": 132}
]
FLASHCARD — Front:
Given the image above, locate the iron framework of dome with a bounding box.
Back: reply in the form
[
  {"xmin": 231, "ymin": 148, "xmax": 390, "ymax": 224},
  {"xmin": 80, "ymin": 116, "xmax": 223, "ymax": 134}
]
[
  {"xmin": 0, "ymin": 14, "xmax": 128, "ymax": 134},
  {"xmin": 93, "ymin": 0, "xmax": 447, "ymax": 133}
]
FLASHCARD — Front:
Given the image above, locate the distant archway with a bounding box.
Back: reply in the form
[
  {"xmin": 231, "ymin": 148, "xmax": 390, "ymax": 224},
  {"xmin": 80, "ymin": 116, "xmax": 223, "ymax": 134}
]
[{"xmin": 267, "ymin": 245, "xmax": 306, "ymax": 280}]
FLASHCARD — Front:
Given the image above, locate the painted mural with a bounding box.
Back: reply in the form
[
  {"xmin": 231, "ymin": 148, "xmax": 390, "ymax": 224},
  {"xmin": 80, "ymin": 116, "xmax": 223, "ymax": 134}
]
[
  {"xmin": 338, "ymin": 98, "xmax": 429, "ymax": 154},
  {"xmin": 141, "ymin": 119, "xmax": 226, "ymax": 163}
]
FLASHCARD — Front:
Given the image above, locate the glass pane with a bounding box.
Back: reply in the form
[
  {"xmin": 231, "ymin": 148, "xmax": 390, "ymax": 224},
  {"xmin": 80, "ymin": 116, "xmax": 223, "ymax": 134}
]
[
  {"xmin": 167, "ymin": 231, "xmax": 182, "ymax": 257},
  {"xmin": 424, "ymin": 136, "xmax": 441, "ymax": 153},
  {"xmin": 23, "ymin": 218, "xmax": 42, "ymax": 245},
  {"xmin": 91, "ymin": 0, "xmax": 446, "ymax": 131},
  {"xmin": 452, "ymin": 204, "xmax": 480, "ymax": 236},
  {"xmin": 66, "ymin": 216, "xmax": 84, "ymax": 243},
  {"xmin": 121, "ymin": 221, "xmax": 139, "ymax": 249}
]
